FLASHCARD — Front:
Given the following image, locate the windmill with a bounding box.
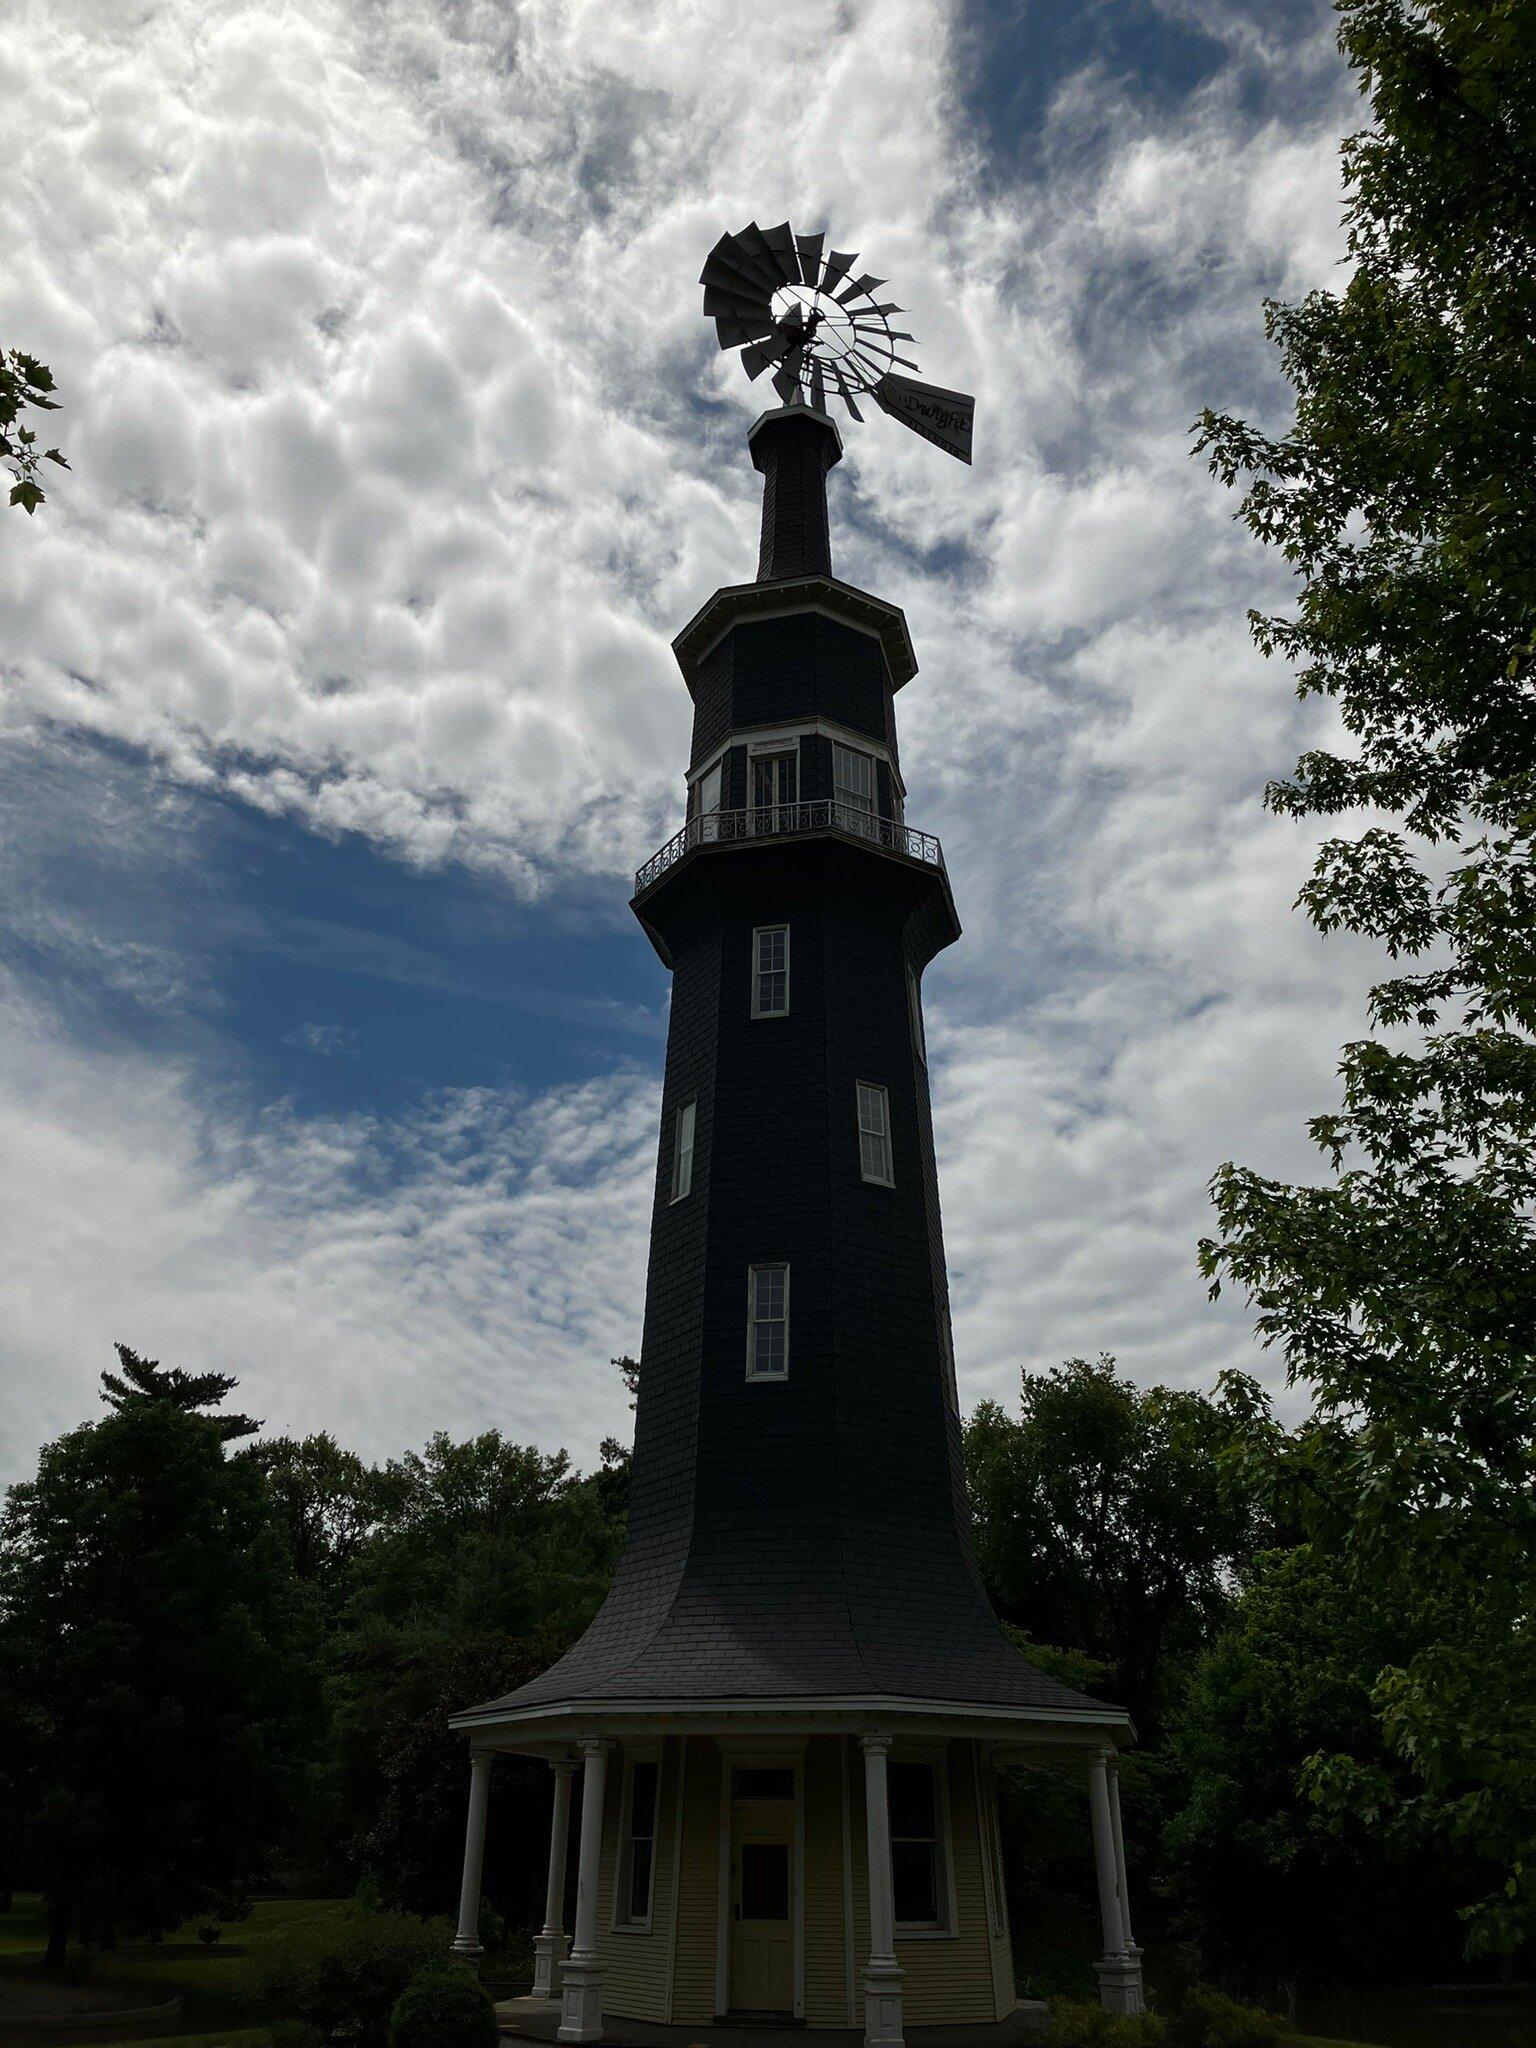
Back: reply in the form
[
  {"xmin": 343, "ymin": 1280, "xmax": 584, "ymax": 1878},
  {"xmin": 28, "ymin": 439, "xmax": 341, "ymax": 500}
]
[{"xmin": 701, "ymin": 219, "xmax": 976, "ymax": 464}]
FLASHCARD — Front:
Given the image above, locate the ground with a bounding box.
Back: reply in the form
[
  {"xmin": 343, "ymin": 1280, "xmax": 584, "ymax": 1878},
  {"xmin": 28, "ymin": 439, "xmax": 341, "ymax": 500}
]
[{"xmin": 0, "ymin": 1894, "xmax": 1374, "ymax": 2047}]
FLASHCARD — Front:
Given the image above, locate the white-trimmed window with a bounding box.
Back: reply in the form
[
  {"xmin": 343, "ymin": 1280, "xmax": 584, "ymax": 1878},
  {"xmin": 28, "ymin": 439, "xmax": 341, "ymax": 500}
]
[
  {"xmin": 615, "ymin": 1755, "xmax": 661, "ymax": 1930},
  {"xmin": 671, "ymin": 1099, "xmax": 696, "ymax": 1202},
  {"xmin": 751, "ymin": 925, "xmax": 789, "ymax": 1018},
  {"xmin": 833, "ymin": 741, "xmax": 876, "ymax": 814},
  {"xmin": 857, "ymin": 1082, "xmax": 894, "ymax": 1186},
  {"xmin": 907, "ymin": 966, "xmax": 927, "ymax": 1067},
  {"xmin": 889, "ymin": 1759, "xmax": 948, "ymax": 1931},
  {"xmin": 746, "ymin": 1263, "xmax": 789, "ymax": 1380}
]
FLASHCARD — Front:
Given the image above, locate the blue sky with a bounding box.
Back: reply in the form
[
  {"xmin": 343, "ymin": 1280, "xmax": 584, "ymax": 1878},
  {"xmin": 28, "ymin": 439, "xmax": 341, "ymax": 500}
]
[{"xmin": 0, "ymin": 0, "xmax": 1366, "ymax": 1484}]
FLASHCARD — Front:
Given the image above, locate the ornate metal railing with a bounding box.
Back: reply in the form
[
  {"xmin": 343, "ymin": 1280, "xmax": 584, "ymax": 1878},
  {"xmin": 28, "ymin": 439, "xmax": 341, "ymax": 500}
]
[{"xmin": 635, "ymin": 801, "xmax": 945, "ymax": 895}]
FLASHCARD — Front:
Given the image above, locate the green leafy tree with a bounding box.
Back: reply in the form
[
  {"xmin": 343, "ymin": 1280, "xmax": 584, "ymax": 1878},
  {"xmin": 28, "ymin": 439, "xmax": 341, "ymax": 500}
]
[
  {"xmin": 1195, "ymin": 0, "xmax": 1536, "ymax": 1953},
  {"xmin": 1, "ymin": 349, "xmax": 68, "ymax": 513},
  {"xmin": 964, "ymin": 1357, "xmax": 1260, "ymax": 1734},
  {"xmin": 0, "ymin": 1347, "xmax": 317, "ymax": 1964},
  {"xmin": 332, "ymin": 1431, "xmax": 625, "ymax": 1915}
]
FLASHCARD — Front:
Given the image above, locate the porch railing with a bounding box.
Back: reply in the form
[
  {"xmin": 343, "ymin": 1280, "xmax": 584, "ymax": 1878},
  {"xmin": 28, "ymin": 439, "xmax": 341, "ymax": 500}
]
[{"xmin": 634, "ymin": 800, "xmax": 945, "ymax": 896}]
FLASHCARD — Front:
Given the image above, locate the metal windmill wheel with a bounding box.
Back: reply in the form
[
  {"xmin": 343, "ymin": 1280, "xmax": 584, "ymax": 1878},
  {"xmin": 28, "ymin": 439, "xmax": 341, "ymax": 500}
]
[{"xmin": 701, "ymin": 220, "xmax": 976, "ymax": 464}]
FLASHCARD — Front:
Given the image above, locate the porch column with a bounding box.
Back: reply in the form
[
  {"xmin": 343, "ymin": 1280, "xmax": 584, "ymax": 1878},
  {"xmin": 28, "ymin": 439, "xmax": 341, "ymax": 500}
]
[
  {"xmin": 1088, "ymin": 1748, "xmax": 1144, "ymax": 2014},
  {"xmin": 859, "ymin": 1735, "xmax": 904, "ymax": 2048},
  {"xmin": 557, "ymin": 1737, "xmax": 610, "ymax": 2044},
  {"xmin": 1106, "ymin": 1755, "xmax": 1141, "ymax": 1958},
  {"xmin": 532, "ymin": 1757, "xmax": 577, "ymax": 1998},
  {"xmin": 451, "ymin": 1750, "xmax": 493, "ymax": 1957}
]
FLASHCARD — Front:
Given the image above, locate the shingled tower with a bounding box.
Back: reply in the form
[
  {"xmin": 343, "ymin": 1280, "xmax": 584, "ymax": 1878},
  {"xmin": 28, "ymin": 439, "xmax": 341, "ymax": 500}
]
[{"xmin": 449, "ymin": 392, "xmax": 1146, "ymax": 2044}]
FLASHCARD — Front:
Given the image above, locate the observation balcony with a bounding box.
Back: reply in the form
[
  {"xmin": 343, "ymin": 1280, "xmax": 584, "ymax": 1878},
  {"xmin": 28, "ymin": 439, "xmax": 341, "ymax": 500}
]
[{"xmin": 633, "ymin": 799, "xmax": 945, "ymax": 900}]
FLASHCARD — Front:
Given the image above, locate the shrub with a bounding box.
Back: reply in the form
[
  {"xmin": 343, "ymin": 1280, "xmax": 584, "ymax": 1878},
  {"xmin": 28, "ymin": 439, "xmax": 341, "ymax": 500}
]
[
  {"xmin": 476, "ymin": 1897, "xmax": 507, "ymax": 1954},
  {"xmin": 257, "ymin": 1906, "xmax": 453, "ymax": 2046},
  {"xmin": 197, "ymin": 1922, "xmax": 220, "ymax": 1948},
  {"xmin": 388, "ymin": 1963, "xmax": 499, "ymax": 2048},
  {"xmin": 1047, "ymin": 1998, "xmax": 1167, "ymax": 2047},
  {"xmin": 1164, "ymin": 1989, "xmax": 1292, "ymax": 2048},
  {"xmin": 268, "ymin": 2025, "xmax": 326, "ymax": 2048}
]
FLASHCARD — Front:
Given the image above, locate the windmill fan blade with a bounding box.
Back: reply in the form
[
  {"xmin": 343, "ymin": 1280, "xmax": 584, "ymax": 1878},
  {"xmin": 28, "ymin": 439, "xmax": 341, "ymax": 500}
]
[
  {"xmin": 795, "ymin": 230, "xmax": 824, "ymax": 284},
  {"xmin": 772, "ymin": 357, "xmax": 805, "ymax": 405},
  {"xmin": 738, "ymin": 221, "xmax": 797, "ymax": 288},
  {"xmin": 821, "ymin": 248, "xmax": 859, "ymax": 293},
  {"xmin": 829, "ymin": 362, "xmax": 864, "ymax": 422},
  {"xmin": 874, "ymin": 373, "xmax": 975, "ymax": 463},
  {"xmin": 703, "ymin": 284, "xmax": 771, "ymax": 320},
  {"xmin": 810, "ymin": 361, "xmax": 827, "ymax": 414},
  {"xmin": 715, "ymin": 314, "xmax": 774, "ymax": 349},
  {"xmin": 709, "ymin": 229, "xmax": 783, "ymax": 298},
  {"xmin": 759, "ymin": 222, "xmax": 800, "ymax": 281},
  {"xmin": 740, "ymin": 331, "xmax": 796, "ymax": 380},
  {"xmin": 701, "ymin": 236, "xmax": 777, "ymax": 299},
  {"xmin": 835, "ymin": 273, "xmax": 886, "ymax": 305}
]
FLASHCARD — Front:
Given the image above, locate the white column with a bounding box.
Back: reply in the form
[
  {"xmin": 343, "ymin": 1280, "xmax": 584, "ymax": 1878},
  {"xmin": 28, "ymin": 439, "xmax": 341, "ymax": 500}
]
[
  {"xmin": 1106, "ymin": 1756, "xmax": 1139, "ymax": 1957},
  {"xmin": 859, "ymin": 1735, "xmax": 904, "ymax": 2048},
  {"xmin": 451, "ymin": 1750, "xmax": 493, "ymax": 1957},
  {"xmin": 1088, "ymin": 1749, "xmax": 1144, "ymax": 2015},
  {"xmin": 532, "ymin": 1757, "xmax": 577, "ymax": 1998},
  {"xmin": 557, "ymin": 1738, "xmax": 610, "ymax": 2044}
]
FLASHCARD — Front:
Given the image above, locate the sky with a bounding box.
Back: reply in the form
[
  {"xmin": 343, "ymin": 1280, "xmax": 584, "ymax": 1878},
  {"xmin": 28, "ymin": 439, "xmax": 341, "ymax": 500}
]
[{"xmin": 0, "ymin": 0, "xmax": 1371, "ymax": 1488}]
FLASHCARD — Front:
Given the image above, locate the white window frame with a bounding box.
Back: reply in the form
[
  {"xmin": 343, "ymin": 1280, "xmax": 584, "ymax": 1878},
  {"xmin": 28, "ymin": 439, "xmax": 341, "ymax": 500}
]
[
  {"xmin": 907, "ymin": 965, "xmax": 927, "ymax": 1067},
  {"xmin": 888, "ymin": 1752, "xmax": 957, "ymax": 1938},
  {"xmin": 613, "ymin": 1748, "xmax": 663, "ymax": 1933},
  {"xmin": 856, "ymin": 1081, "xmax": 894, "ymax": 1187},
  {"xmin": 751, "ymin": 924, "xmax": 790, "ymax": 1019},
  {"xmin": 832, "ymin": 740, "xmax": 877, "ymax": 814},
  {"xmin": 745, "ymin": 1263, "xmax": 790, "ymax": 1382},
  {"xmin": 671, "ymin": 1098, "xmax": 697, "ymax": 1203}
]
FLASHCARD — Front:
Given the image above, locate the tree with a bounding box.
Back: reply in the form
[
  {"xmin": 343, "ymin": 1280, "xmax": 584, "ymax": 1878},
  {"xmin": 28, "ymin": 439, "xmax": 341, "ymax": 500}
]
[
  {"xmin": 1, "ymin": 350, "xmax": 68, "ymax": 513},
  {"xmin": 330, "ymin": 1431, "xmax": 625, "ymax": 1913},
  {"xmin": 1195, "ymin": 0, "xmax": 1536, "ymax": 1953},
  {"xmin": 249, "ymin": 1432, "xmax": 382, "ymax": 1592},
  {"xmin": 0, "ymin": 1348, "xmax": 316, "ymax": 1963},
  {"xmin": 102, "ymin": 1343, "xmax": 261, "ymax": 1441},
  {"xmin": 963, "ymin": 1357, "xmax": 1260, "ymax": 1735}
]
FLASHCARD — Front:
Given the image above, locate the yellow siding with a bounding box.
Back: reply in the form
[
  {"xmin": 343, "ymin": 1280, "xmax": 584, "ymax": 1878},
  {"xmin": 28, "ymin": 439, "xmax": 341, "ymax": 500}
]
[
  {"xmin": 668, "ymin": 1736, "xmax": 723, "ymax": 2023},
  {"xmin": 802, "ymin": 1736, "xmax": 850, "ymax": 2026},
  {"xmin": 594, "ymin": 1739, "xmax": 678, "ymax": 2023},
  {"xmin": 850, "ymin": 1739, "xmax": 1002, "ymax": 2028}
]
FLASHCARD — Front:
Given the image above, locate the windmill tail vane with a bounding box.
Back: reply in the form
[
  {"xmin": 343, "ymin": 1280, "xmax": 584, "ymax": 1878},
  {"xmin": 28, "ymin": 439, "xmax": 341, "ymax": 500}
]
[{"xmin": 701, "ymin": 219, "xmax": 975, "ymax": 464}]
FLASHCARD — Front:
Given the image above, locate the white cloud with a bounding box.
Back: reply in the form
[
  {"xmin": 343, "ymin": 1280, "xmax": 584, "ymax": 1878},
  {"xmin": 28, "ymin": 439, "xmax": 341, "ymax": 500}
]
[{"xmin": 0, "ymin": 0, "xmax": 1376, "ymax": 1463}]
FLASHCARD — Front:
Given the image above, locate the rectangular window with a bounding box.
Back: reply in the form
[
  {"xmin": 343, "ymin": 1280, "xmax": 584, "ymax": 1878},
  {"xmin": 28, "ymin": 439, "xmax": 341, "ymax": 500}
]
[
  {"xmin": 746, "ymin": 1263, "xmax": 789, "ymax": 1380},
  {"xmin": 670, "ymin": 1099, "xmax": 696, "ymax": 1202},
  {"xmin": 832, "ymin": 742, "xmax": 876, "ymax": 813},
  {"xmin": 696, "ymin": 761, "xmax": 723, "ymax": 840},
  {"xmin": 616, "ymin": 1757, "xmax": 660, "ymax": 1929},
  {"xmin": 752, "ymin": 750, "xmax": 798, "ymax": 816},
  {"xmin": 889, "ymin": 1759, "xmax": 945, "ymax": 1929},
  {"xmin": 857, "ymin": 1082, "xmax": 894, "ymax": 1186},
  {"xmin": 907, "ymin": 966, "xmax": 927, "ymax": 1067},
  {"xmin": 751, "ymin": 925, "xmax": 789, "ymax": 1018}
]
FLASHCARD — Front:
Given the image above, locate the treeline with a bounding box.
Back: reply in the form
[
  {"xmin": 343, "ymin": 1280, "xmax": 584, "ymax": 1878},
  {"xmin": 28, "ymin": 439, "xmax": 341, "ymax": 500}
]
[
  {"xmin": 0, "ymin": 1340, "xmax": 1522, "ymax": 1998},
  {"xmin": 0, "ymin": 1346, "xmax": 630, "ymax": 1966}
]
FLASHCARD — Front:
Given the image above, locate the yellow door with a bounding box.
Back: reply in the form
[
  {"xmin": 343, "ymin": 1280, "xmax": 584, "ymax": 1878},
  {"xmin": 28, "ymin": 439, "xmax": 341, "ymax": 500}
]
[{"xmin": 730, "ymin": 1806, "xmax": 794, "ymax": 2013}]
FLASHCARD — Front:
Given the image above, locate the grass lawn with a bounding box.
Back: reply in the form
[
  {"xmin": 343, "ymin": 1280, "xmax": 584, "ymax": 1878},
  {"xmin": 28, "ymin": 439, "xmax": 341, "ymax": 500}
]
[
  {"xmin": 0, "ymin": 1893, "xmax": 350, "ymax": 2045},
  {"xmin": 0, "ymin": 1895, "xmax": 1380, "ymax": 2048}
]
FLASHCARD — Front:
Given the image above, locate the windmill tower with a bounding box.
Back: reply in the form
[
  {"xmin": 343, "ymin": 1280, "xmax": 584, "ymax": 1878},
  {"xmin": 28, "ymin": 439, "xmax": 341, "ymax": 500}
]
[{"xmin": 450, "ymin": 224, "xmax": 1145, "ymax": 2045}]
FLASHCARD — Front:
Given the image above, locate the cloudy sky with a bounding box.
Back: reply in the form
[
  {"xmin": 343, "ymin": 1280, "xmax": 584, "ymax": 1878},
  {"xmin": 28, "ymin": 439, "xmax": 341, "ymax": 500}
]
[{"xmin": 0, "ymin": 0, "xmax": 1371, "ymax": 1486}]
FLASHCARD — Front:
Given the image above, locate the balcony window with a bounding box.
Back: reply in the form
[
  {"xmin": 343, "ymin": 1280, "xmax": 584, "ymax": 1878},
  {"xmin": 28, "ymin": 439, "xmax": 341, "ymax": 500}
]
[
  {"xmin": 833, "ymin": 742, "xmax": 876, "ymax": 824},
  {"xmin": 752, "ymin": 750, "xmax": 798, "ymax": 827}
]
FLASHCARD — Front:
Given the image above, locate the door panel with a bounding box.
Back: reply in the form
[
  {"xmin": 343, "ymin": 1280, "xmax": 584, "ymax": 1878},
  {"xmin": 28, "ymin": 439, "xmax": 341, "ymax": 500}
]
[{"xmin": 730, "ymin": 1810, "xmax": 794, "ymax": 2013}]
